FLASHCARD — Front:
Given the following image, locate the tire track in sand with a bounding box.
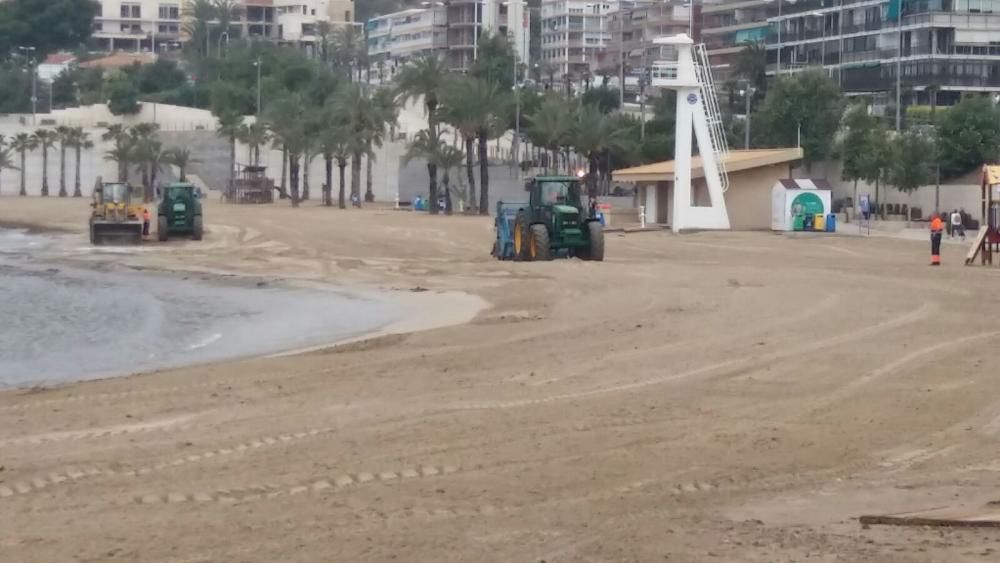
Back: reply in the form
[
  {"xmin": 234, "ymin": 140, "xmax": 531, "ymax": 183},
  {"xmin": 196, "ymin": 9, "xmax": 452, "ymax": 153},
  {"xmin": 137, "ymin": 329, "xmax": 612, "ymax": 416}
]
[
  {"xmin": 456, "ymin": 302, "xmax": 937, "ymax": 411},
  {"xmin": 0, "ymin": 427, "xmax": 336, "ymax": 501},
  {"xmin": 129, "ymin": 463, "xmax": 461, "ymax": 506}
]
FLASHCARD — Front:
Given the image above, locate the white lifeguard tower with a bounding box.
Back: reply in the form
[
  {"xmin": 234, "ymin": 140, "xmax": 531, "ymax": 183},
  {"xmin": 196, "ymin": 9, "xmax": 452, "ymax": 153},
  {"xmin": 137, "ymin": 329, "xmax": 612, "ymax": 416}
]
[{"xmin": 647, "ymin": 34, "xmax": 731, "ymax": 233}]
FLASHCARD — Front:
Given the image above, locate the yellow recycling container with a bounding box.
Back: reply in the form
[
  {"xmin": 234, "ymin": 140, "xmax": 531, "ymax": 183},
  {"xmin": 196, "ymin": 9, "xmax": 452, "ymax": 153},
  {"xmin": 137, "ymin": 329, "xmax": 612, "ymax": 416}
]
[{"xmin": 813, "ymin": 213, "xmax": 826, "ymax": 232}]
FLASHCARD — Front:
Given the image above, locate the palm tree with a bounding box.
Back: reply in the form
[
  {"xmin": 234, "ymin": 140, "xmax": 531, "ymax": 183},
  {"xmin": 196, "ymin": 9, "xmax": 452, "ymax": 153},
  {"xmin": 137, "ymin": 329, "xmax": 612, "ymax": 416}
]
[
  {"xmin": 133, "ymin": 139, "xmax": 167, "ymax": 201},
  {"xmin": 265, "ymin": 93, "xmax": 310, "ymax": 206},
  {"xmin": 216, "ymin": 111, "xmax": 242, "ymax": 192},
  {"xmin": 316, "ymin": 20, "xmax": 333, "ymax": 64},
  {"xmin": 127, "ymin": 123, "xmax": 160, "ymax": 201},
  {"xmin": 102, "ymin": 124, "xmax": 131, "ymax": 182},
  {"xmin": 364, "ymin": 86, "xmax": 399, "ymax": 203},
  {"xmin": 394, "ymin": 54, "xmax": 450, "ymax": 214},
  {"xmin": 570, "ymin": 105, "xmax": 632, "ymax": 199},
  {"xmin": 31, "ymin": 129, "xmax": 58, "ymax": 197},
  {"xmin": 733, "ymin": 42, "xmax": 768, "ymax": 101},
  {"xmin": 165, "ymin": 147, "xmax": 199, "ymax": 181},
  {"xmin": 10, "ymin": 133, "xmax": 36, "ymax": 196},
  {"xmin": 437, "ymin": 144, "xmax": 466, "ymax": 215},
  {"xmin": 333, "ymin": 83, "xmax": 380, "ymax": 207},
  {"xmin": 317, "ymin": 102, "xmax": 351, "ymax": 208},
  {"xmin": 182, "ymin": 0, "xmax": 217, "ymax": 57},
  {"xmin": 526, "ymin": 97, "xmax": 574, "ymax": 174},
  {"xmin": 440, "ymin": 76, "xmax": 481, "ymax": 210},
  {"xmin": 66, "ymin": 127, "xmax": 93, "ymax": 197},
  {"xmin": 56, "ymin": 125, "xmax": 73, "ymax": 197},
  {"xmin": 440, "ymin": 75, "xmax": 509, "ymax": 214},
  {"xmin": 0, "ymin": 146, "xmax": 18, "ymax": 197},
  {"xmin": 10, "ymin": 133, "xmax": 38, "ymax": 196},
  {"xmin": 213, "ymin": 0, "xmax": 244, "ymax": 41},
  {"xmin": 404, "ymin": 128, "xmax": 447, "ymax": 214},
  {"xmin": 332, "ymin": 25, "xmax": 365, "ymax": 81},
  {"xmin": 237, "ymin": 122, "xmax": 270, "ymax": 166}
]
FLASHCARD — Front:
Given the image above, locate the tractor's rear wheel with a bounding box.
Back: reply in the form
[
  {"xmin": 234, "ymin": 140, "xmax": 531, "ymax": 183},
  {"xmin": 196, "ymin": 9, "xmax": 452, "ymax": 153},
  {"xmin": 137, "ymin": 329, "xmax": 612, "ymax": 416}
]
[
  {"xmin": 192, "ymin": 215, "xmax": 204, "ymax": 241},
  {"xmin": 158, "ymin": 216, "xmax": 168, "ymax": 242},
  {"xmin": 513, "ymin": 215, "xmax": 530, "ymax": 261},
  {"xmin": 583, "ymin": 221, "xmax": 605, "ymax": 262},
  {"xmin": 530, "ymin": 224, "xmax": 551, "ymax": 261}
]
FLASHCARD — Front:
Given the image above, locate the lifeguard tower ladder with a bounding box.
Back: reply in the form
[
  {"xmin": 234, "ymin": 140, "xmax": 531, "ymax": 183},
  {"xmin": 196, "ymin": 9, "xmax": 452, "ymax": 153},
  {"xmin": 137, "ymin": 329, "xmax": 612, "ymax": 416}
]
[{"xmin": 647, "ymin": 34, "xmax": 731, "ymax": 233}]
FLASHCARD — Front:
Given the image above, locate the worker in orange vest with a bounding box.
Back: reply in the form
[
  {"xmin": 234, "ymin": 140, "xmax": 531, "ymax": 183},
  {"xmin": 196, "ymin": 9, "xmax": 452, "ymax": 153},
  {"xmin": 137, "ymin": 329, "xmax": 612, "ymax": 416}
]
[
  {"xmin": 142, "ymin": 208, "xmax": 151, "ymax": 239},
  {"xmin": 930, "ymin": 213, "xmax": 943, "ymax": 266}
]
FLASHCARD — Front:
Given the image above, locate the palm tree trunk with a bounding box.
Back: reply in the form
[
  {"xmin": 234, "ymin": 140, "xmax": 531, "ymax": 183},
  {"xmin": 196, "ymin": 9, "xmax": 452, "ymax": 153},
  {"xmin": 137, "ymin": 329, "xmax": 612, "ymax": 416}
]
[
  {"xmin": 465, "ymin": 136, "xmax": 477, "ymax": 210},
  {"xmin": 427, "ymin": 162, "xmax": 439, "ymax": 215},
  {"xmin": 324, "ymin": 155, "xmax": 333, "ymax": 206},
  {"xmin": 587, "ymin": 154, "xmax": 599, "ymax": 199},
  {"xmin": 302, "ymin": 155, "xmax": 310, "ymax": 201},
  {"xmin": 41, "ymin": 146, "xmax": 49, "ymax": 196},
  {"xmin": 280, "ymin": 146, "xmax": 287, "ymax": 198},
  {"xmin": 443, "ymin": 170, "xmax": 453, "ymax": 215},
  {"xmin": 149, "ymin": 164, "xmax": 158, "ymax": 202},
  {"xmin": 289, "ymin": 152, "xmax": 300, "ymax": 207},
  {"xmin": 365, "ymin": 154, "xmax": 375, "ymax": 202},
  {"xmin": 58, "ymin": 143, "xmax": 67, "ymax": 197},
  {"xmin": 229, "ymin": 135, "xmax": 236, "ymax": 192},
  {"xmin": 19, "ymin": 150, "xmax": 27, "ymax": 196},
  {"xmin": 73, "ymin": 146, "xmax": 82, "ymax": 197},
  {"xmin": 478, "ymin": 133, "xmax": 489, "ymax": 215},
  {"xmin": 350, "ymin": 151, "xmax": 361, "ymax": 206},
  {"xmin": 337, "ymin": 160, "xmax": 347, "ymax": 209}
]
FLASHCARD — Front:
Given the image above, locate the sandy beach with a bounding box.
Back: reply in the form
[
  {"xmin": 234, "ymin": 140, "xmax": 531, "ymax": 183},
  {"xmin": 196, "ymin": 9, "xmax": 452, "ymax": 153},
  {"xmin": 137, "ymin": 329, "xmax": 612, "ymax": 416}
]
[{"xmin": 2, "ymin": 196, "xmax": 1000, "ymax": 562}]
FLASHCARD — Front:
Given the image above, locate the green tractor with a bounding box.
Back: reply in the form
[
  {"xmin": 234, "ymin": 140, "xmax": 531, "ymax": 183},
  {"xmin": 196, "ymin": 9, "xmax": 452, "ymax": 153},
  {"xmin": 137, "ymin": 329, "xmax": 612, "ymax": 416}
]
[
  {"xmin": 157, "ymin": 182, "xmax": 204, "ymax": 242},
  {"xmin": 509, "ymin": 176, "xmax": 604, "ymax": 262}
]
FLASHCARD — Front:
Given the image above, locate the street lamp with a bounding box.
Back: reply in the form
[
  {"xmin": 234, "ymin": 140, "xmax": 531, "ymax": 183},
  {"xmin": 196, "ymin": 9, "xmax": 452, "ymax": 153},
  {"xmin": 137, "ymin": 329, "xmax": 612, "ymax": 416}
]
[
  {"xmin": 253, "ymin": 57, "xmax": 262, "ymax": 115},
  {"xmin": 218, "ymin": 31, "xmax": 230, "ymax": 56},
  {"xmin": 18, "ymin": 46, "xmax": 37, "ymax": 124}
]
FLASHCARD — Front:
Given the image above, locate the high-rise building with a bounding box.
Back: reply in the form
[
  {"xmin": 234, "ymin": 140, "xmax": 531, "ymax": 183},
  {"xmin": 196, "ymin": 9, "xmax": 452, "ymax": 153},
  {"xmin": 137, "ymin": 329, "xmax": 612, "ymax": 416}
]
[
  {"xmin": 539, "ymin": 0, "xmax": 620, "ymax": 83},
  {"xmin": 698, "ymin": 0, "xmax": 1000, "ymax": 108},
  {"xmin": 366, "ymin": 7, "xmax": 448, "ymax": 80},
  {"xmin": 445, "ymin": 0, "xmax": 531, "ymax": 72},
  {"xmin": 90, "ymin": 1, "xmax": 356, "ymax": 53},
  {"xmin": 606, "ymin": 1, "xmax": 692, "ymax": 99}
]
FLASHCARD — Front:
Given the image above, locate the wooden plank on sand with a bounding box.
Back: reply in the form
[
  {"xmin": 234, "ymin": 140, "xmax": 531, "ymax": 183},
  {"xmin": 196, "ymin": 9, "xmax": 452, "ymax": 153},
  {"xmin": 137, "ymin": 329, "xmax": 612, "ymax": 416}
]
[{"xmin": 861, "ymin": 504, "xmax": 1000, "ymax": 528}]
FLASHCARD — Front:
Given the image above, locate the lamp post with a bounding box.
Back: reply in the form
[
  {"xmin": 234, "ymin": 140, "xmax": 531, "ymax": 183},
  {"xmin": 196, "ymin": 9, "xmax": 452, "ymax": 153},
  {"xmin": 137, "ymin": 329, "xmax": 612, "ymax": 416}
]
[
  {"xmin": 18, "ymin": 46, "xmax": 37, "ymax": 124},
  {"xmin": 218, "ymin": 31, "xmax": 230, "ymax": 57},
  {"xmin": 253, "ymin": 56, "xmax": 262, "ymax": 115},
  {"xmin": 619, "ymin": 1, "xmax": 627, "ymax": 108}
]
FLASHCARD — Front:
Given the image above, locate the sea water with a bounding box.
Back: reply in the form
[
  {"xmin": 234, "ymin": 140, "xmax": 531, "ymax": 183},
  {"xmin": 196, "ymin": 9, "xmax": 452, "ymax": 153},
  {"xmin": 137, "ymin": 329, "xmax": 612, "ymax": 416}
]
[{"xmin": 0, "ymin": 229, "xmax": 397, "ymax": 387}]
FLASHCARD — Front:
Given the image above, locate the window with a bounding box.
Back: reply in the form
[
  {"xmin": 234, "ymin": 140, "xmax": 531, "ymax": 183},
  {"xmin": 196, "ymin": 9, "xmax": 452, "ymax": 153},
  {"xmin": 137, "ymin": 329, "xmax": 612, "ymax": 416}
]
[
  {"xmin": 158, "ymin": 23, "xmax": 179, "ymax": 34},
  {"xmin": 159, "ymin": 5, "xmax": 180, "ymax": 20}
]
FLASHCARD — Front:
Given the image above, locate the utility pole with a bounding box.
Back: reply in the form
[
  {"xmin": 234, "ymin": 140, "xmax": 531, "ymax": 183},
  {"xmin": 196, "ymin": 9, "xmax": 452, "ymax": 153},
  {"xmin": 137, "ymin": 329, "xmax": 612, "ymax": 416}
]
[
  {"xmin": 741, "ymin": 84, "xmax": 755, "ymax": 150},
  {"xmin": 895, "ymin": 27, "xmax": 902, "ymax": 131},
  {"xmin": 619, "ymin": 0, "xmax": 626, "ymax": 108}
]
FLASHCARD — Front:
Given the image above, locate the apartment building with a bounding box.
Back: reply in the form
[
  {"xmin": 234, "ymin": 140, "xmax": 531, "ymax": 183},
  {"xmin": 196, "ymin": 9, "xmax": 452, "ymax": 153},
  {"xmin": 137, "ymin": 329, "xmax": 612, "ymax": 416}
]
[
  {"xmin": 605, "ymin": 1, "xmax": 692, "ymax": 96},
  {"xmin": 540, "ymin": 0, "xmax": 620, "ymax": 81},
  {"xmin": 367, "ymin": 7, "xmax": 447, "ymax": 78},
  {"xmin": 90, "ymin": 0, "xmax": 355, "ymax": 52},
  {"xmin": 769, "ymin": 0, "xmax": 1000, "ymax": 105},
  {"xmin": 445, "ymin": 0, "xmax": 531, "ymax": 71},
  {"xmin": 698, "ymin": 0, "xmax": 770, "ymax": 83}
]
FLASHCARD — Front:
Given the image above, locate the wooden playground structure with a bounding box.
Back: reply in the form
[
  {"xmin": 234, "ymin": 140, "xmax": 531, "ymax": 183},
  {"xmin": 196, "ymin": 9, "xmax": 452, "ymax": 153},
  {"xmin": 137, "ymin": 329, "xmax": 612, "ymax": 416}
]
[
  {"xmin": 966, "ymin": 165, "xmax": 1000, "ymax": 265},
  {"xmin": 224, "ymin": 165, "xmax": 275, "ymax": 204}
]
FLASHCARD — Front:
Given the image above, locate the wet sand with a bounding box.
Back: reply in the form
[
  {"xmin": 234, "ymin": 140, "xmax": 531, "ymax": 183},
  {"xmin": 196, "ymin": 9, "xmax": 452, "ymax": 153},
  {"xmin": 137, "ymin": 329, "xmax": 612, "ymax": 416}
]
[{"xmin": 1, "ymin": 196, "xmax": 1000, "ymax": 562}]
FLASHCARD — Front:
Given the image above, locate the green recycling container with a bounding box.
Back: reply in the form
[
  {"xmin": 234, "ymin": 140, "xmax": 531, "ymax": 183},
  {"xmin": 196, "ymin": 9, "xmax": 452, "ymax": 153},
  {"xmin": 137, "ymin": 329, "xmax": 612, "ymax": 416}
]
[{"xmin": 792, "ymin": 214, "xmax": 805, "ymax": 231}]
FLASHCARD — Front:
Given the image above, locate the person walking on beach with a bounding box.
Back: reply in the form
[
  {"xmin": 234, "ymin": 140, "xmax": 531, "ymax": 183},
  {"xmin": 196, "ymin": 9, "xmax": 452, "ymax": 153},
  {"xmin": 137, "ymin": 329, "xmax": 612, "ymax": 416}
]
[
  {"xmin": 930, "ymin": 213, "xmax": 944, "ymax": 266},
  {"xmin": 950, "ymin": 209, "xmax": 965, "ymax": 240},
  {"xmin": 142, "ymin": 207, "xmax": 151, "ymax": 239}
]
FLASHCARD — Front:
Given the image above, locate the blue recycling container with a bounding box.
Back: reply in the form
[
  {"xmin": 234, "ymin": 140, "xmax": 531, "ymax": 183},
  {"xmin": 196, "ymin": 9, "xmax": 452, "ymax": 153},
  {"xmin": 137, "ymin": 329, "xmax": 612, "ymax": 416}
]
[{"xmin": 825, "ymin": 213, "xmax": 837, "ymax": 232}]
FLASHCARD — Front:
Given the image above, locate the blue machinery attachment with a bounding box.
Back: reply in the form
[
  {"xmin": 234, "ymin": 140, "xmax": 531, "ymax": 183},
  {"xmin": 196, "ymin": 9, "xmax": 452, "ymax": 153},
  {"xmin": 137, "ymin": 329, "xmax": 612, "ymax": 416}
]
[{"xmin": 493, "ymin": 201, "xmax": 526, "ymax": 260}]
